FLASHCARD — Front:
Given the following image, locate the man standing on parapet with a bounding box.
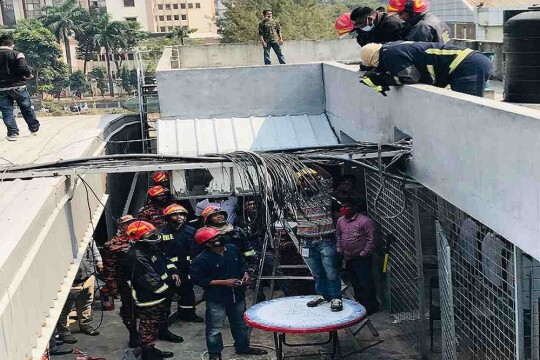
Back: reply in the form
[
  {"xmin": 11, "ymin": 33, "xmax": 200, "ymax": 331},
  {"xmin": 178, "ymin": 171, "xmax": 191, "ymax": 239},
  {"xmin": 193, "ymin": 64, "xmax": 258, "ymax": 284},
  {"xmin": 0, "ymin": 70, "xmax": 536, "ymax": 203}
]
[
  {"xmin": 258, "ymin": 9, "xmax": 286, "ymax": 65},
  {"xmin": 0, "ymin": 33, "xmax": 39, "ymax": 141}
]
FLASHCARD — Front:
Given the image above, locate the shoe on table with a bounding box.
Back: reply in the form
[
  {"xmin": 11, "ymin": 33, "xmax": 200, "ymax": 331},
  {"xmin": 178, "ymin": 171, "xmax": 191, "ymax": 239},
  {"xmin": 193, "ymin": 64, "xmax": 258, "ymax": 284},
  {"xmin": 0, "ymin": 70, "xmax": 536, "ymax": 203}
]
[
  {"xmin": 49, "ymin": 343, "xmax": 73, "ymax": 355},
  {"xmin": 236, "ymin": 347, "xmax": 269, "ymax": 355},
  {"xmin": 330, "ymin": 299, "xmax": 343, "ymax": 312},
  {"xmin": 307, "ymin": 295, "xmax": 327, "ymax": 308},
  {"xmin": 5, "ymin": 133, "xmax": 18, "ymax": 141},
  {"xmin": 59, "ymin": 333, "xmax": 78, "ymax": 344}
]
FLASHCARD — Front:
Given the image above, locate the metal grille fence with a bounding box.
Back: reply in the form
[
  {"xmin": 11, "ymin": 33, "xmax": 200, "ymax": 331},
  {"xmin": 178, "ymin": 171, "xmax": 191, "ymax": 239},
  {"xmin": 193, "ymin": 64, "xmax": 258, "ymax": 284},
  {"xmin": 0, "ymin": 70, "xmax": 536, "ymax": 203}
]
[{"xmin": 365, "ymin": 169, "xmax": 539, "ymax": 360}]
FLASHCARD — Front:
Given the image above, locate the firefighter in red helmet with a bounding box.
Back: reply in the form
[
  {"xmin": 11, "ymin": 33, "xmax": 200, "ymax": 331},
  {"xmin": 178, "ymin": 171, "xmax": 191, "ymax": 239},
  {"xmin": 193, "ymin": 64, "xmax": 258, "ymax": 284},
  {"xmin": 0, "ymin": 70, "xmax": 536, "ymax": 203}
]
[
  {"xmin": 152, "ymin": 171, "xmax": 170, "ymax": 188},
  {"xmin": 138, "ymin": 186, "xmax": 174, "ymax": 228},
  {"xmin": 387, "ymin": 0, "xmax": 450, "ymax": 43},
  {"xmin": 123, "ymin": 221, "xmax": 183, "ymax": 360}
]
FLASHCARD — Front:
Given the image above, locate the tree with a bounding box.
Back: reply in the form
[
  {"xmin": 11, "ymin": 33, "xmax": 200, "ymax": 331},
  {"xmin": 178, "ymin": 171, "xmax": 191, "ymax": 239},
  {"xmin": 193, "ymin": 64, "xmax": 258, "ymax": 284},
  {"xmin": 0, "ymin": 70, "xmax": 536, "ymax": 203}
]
[
  {"xmin": 166, "ymin": 26, "xmax": 197, "ymax": 45},
  {"xmin": 40, "ymin": 0, "xmax": 85, "ymax": 73},
  {"xmin": 217, "ymin": 0, "xmax": 346, "ymax": 43},
  {"xmin": 112, "ymin": 21, "xmax": 147, "ymax": 72},
  {"xmin": 47, "ymin": 62, "xmax": 70, "ymax": 99},
  {"xmin": 89, "ymin": 67, "xmax": 108, "ymax": 97},
  {"xmin": 69, "ymin": 70, "xmax": 90, "ymax": 98},
  {"xmin": 13, "ymin": 20, "xmax": 65, "ymax": 100},
  {"xmin": 75, "ymin": 9, "xmax": 100, "ymax": 74},
  {"xmin": 119, "ymin": 67, "xmax": 138, "ymax": 94},
  {"xmin": 91, "ymin": 14, "xmax": 126, "ymax": 97}
]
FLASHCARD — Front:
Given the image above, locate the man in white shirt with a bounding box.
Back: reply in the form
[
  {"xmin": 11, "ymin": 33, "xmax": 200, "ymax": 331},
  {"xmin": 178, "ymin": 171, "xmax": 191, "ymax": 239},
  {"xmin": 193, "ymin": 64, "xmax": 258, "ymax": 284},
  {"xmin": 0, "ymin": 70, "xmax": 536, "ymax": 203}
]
[{"xmin": 195, "ymin": 196, "xmax": 238, "ymax": 225}]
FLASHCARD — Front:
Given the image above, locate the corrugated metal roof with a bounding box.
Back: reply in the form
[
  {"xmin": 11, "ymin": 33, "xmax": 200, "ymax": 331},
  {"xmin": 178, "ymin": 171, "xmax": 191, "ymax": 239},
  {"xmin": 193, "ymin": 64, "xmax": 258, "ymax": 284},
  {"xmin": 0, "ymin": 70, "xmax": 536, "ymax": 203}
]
[
  {"xmin": 462, "ymin": 0, "xmax": 538, "ymax": 8},
  {"xmin": 157, "ymin": 114, "xmax": 339, "ymax": 156}
]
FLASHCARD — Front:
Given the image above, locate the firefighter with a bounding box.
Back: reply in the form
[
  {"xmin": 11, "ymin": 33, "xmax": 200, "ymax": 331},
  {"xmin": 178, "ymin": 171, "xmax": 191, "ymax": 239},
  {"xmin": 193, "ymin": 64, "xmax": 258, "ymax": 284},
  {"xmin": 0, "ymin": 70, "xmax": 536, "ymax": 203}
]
[
  {"xmin": 359, "ymin": 41, "xmax": 492, "ymax": 97},
  {"xmin": 388, "ymin": 0, "xmax": 450, "ymax": 43},
  {"xmin": 123, "ymin": 221, "xmax": 184, "ymax": 360},
  {"xmin": 152, "ymin": 171, "xmax": 170, "ymax": 189},
  {"xmin": 104, "ymin": 214, "xmax": 139, "ymax": 348},
  {"xmin": 192, "ymin": 206, "xmax": 258, "ymax": 275},
  {"xmin": 350, "ymin": 7, "xmax": 404, "ymax": 46},
  {"xmin": 160, "ymin": 204, "xmax": 204, "ymax": 323},
  {"xmin": 138, "ymin": 186, "xmax": 172, "ymax": 228}
]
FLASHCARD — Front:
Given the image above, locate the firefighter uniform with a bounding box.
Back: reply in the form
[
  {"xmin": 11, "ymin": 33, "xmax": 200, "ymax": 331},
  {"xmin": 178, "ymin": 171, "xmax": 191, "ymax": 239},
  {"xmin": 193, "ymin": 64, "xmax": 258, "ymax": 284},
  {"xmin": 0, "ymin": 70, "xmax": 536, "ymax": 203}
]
[
  {"xmin": 159, "ymin": 222, "xmax": 199, "ymax": 319},
  {"xmin": 123, "ymin": 241, "xmax": 179, "ymax": 350},
  {"xmin": 403, "ymin": 12, "xmax": 450, "ymax": 43},
  {"xmin": 361, "ymin": 41, "xmax": 492, "ymax": 97},
  {"xmin": 138, "ymin": 204, "xmax": 169, "ymax": 229},
  {"xmin": 356, "ymin": 13, "xmax": 404, "ymax": 46}
]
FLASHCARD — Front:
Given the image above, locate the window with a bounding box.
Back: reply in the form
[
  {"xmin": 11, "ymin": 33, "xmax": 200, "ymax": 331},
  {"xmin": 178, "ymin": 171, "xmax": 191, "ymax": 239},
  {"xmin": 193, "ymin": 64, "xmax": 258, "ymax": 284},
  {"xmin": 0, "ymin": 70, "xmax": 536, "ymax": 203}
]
[
  {"xmin": 181, "ymin": 14, "xmax": 187, "ymax": 20},
  {"xmin": 188, "ymin": 3, "xmax": 193, "ymax": 8},
  {"xmin": 157, "ymin": 4, "xmax": 163, "ymax": 10},
  {"xmin": 195, "ymin": 3, "xmax": 200, "ymax": 8},
  {"xmin": 166, "ymin": 15, "xmax": 172, "ymax": 20},
  {"xmin": 180, "ymin": 3, "xmax": 186, "ymax": 8},
  {"xmin": 165, "ymin": 4, "xmax": 171, "ymax": 9},
  {"xmin": 173, "ymin": 4, "xmax": 178, "ymax": 9},
  {"xmin": 174, "ymin": 15, "xmax": 180, "ymax": 20},
  {"xmin": 160, "ymin": 27, "xmax": 166, "ymax": 32},
  {"xmin": 159, "ymin": 15, "xmax": 164, "ymax": 21},
  {"xmin": 123, "ymin": 0, "xmax": 134, "ymax": 6},
  {"xmin": 125, "ymin": 17, "xmax": 137, "ymax": 22}
]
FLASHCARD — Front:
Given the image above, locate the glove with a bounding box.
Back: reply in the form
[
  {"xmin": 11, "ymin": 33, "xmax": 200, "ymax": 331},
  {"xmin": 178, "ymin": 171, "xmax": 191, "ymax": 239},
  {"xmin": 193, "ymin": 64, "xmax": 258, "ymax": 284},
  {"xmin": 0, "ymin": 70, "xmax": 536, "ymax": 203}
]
[
  {"xmin": 359, "ymin": 64, "xmax": 375, "ymax": 72},
  {"xmin": 360, "ymin": 71, "xmax": 391, "ymax": 97}
]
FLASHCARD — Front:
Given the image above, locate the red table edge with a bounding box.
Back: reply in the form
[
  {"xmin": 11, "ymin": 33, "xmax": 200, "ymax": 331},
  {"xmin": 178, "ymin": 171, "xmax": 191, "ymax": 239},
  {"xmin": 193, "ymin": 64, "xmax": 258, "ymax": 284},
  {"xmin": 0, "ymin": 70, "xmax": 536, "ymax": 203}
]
[{"xmin": 243, "ymin": 312, "xmax": 367, "ymax": 334}]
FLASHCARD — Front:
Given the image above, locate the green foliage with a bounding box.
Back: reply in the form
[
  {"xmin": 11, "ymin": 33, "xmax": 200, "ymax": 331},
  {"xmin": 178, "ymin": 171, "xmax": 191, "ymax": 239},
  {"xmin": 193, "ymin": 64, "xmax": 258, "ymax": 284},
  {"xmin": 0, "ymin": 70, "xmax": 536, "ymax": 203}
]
[
  {"xmin": 217, "ymin": 0, "xmax": 348, "ymax": 43},
  {"xmin": 89, "ymin": 67, "xmax": 108, "ymax": 96},
  {"xmin": 167, "ymin": 26, "xmax": 197, "ymax": 45},
  {"xmin": 328, "ymin": 0, "xmax": 385, "ymax": 10},
  {"xmin": 13, "ymin": 20, "xmax": 65, "ymax": 99},
  {"xmin": 69, "ymin": 70, "xmax": 90, "ymax": 98},
  {"xmin": 119, "ymin": 67, "xmax": 138, "ymax": 94}
]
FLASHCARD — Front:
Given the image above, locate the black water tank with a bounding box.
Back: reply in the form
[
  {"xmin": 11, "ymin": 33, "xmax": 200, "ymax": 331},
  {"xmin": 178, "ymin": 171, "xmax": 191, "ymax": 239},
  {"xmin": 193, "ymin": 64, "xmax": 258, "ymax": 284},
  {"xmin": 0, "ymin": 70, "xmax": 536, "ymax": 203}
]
[{"xmin": 503, "ymin": 7, "xmax": 540, "ymax": 103}]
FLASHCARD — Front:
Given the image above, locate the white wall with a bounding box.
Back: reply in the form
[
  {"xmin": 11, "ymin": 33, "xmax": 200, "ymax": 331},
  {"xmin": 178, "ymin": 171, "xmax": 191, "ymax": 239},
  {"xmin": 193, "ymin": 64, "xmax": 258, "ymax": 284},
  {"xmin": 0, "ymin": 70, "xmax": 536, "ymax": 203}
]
[{"xmin": 105, "ymin": 0, "xmax": 151, "ymax": 30}]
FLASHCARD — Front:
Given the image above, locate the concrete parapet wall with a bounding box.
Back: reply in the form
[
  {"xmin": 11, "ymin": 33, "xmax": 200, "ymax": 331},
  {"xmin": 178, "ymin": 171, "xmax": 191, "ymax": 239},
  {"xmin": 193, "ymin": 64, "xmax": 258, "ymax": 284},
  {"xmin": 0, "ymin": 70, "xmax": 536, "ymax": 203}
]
[
  {"xmin": 324, "ymin": 62, "xmax": 540, "ymax": 261},
  {"xmin": 169, "ymin": 39, "xmax": 359, "ymax": 69},
  {"xmin": 156, "ymin": 63, "xmax": 326, "ymax": 119}
]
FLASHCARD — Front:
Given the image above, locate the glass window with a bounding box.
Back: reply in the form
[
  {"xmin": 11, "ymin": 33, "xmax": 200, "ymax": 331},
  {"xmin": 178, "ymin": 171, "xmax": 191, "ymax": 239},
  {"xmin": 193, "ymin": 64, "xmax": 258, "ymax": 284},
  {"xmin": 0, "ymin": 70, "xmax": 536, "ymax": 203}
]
[
  {"xmin": 166, "ymin": 15, "xmax": 172, "ymax": 20},
  {"xmin": 180, "ymin": 3, "xmax": 186, "ymax": 9},
  {"xmin": 157, "ymin": 4, "xmax": 163, "ymax": 10},
  {"xmin": 188, "ymin": 3, "xmax": 193, "ymax": 9},
  {"xmin": 160, "ymin": 27, "xmax": 166, "ymax": 32},
  {"xmin": 181, "ymin": 14, "xmax": 187, "ymax": 20},
  {"xmin": 174, "ymin": 15, "xmax": 180, "ymax": 20},
  {"xmin": 165, "ymin": 4, "xmax": 171, "ymax": 9},
  {"xmin": 123, "ymin": 0, "xmax": 134, "ymax": 6},
  {"xmin": 195, "ymin": 3, "xmax": 200, "ymax": 8},
  {"xmin": 173, "ymin": 4, "xmax": 178, "ymax": 9},
  {"xmin": 159, "ymin": 16, "xmax": 165, "ymax": 21}
]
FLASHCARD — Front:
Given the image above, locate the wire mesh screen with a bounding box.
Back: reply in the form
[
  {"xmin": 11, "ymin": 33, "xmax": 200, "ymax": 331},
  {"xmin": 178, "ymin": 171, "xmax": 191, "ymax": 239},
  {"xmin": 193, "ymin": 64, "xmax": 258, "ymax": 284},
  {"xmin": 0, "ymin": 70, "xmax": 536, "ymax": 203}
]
[
  {"xmin": 409, "ymin": 187, "xmax": 518, "ymax": 360},
  {"xmin": 365, "ymin": 171, "xmax": 426, "ymax": 353},
  {"xmin": 436, "ymin": 221, "xmax": 458, "ymax": 360},
  {"xmin": 523, "ymin": 254, "xmax": 540, "ymax": 360}
]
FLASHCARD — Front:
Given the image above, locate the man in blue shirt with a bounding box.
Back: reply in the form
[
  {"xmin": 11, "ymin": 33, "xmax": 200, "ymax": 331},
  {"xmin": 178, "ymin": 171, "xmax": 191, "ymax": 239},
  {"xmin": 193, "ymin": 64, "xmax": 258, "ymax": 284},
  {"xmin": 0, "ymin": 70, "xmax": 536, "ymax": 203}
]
[{"xmin": 191, "ymin": 228, "xmax": 267, "ymax": 360}]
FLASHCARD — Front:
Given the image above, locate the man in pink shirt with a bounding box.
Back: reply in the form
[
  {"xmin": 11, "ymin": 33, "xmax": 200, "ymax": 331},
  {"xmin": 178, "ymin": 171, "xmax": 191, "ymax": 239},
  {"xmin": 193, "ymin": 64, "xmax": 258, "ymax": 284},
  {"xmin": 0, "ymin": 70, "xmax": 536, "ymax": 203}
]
[{"xmin": 336, "ymin": 200, "xmax": 379, "ymax": 314}]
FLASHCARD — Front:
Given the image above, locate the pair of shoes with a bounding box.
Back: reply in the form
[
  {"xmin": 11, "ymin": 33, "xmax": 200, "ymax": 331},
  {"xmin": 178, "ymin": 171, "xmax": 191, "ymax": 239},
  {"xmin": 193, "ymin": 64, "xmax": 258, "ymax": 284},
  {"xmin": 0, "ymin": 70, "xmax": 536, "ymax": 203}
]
[
  {"xmin": 141, "ymin": 346, "xmax": 173, "ymax": 360},
  {"xmin": 179, "ymin": 313, "xmax": 204, "ymax": 323},
  {"xmin": 5, "ymin": 133, "xmax": 18, "ymax": 141},
  {"xmin": 49, "ymin": 343, "xmax": 73, "ymax": 355},
  {"xmin": 236, "ymin": 347, "xmax": 269, "ymax": 355},
  {"xmin": 158, "ymin": 325, "xmax": 184, "ymax": 343},
  {"xmin": 307, "ymin": 295, "xmax": 327, "ymax": 307},
  {"xmin": 59, "ymin": 333, "xmax": 78, "ymax": 344},
  {"xmin": 80, "ymin": 328, "xmax": 100, "ymax": 336},
  {"xmin": 331, "ymin": 299, "xmax": 343, "ymax": 312}
]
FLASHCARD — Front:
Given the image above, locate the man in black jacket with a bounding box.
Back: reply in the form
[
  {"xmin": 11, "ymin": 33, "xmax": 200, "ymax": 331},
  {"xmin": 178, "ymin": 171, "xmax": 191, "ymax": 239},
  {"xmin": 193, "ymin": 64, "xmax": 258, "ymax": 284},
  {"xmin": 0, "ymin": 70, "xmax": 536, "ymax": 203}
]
[
  {"xmin": 350, "ymin": 7, "xmax": 404, "ymax": 46},
  {"xmin": 0, "ymin": 33, "xmax": 39, "ymax": 141},
  {"xmin": 124, "ymin": 221, "xmax": 183, "ymax": 360},
  {"xmin": 388, "ymin": 0, "xmax": 450, "ymax": 43}
]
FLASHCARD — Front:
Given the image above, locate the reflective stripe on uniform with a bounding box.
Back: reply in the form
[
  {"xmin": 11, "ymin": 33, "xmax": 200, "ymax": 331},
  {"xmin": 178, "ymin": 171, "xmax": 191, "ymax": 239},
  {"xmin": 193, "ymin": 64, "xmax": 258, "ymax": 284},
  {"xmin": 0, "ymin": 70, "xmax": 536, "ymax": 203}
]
[
  {"xmin": 179, "ymin": 305, "xmax": 194, "ymax": 309},
  {"xmin": 167, "ymin": 264, "xmax": 177, "ymax": 269},
  {"xmin": 243, "ymin": 250, "xmax": 256, "ymax": 257},
  {"xmin": 424, "ymin": 48, "xmax": 474, "ymax": 74},
  {"xmin": 186, "ymin": 256, "xmax": 190, "ymax": 261},
  {"xmin": 136, "ymin": 298, "xmax": 166, "ymax": 307},
  {"xmin": 154, "ymin": 283, "xmax": 169, "ymax": 294},
  {"xmin": 426, "ymin": 65, "xmax": 436, "ymax": 83},
  {"xmin": 161, "ymin": 273, "xmax": 168, "ymax": 280},
  {"xmin": 170, "ymin": 257, "xmax": 179, "ymax": 262},
  {"xmin": 393, "ymin": 76, "xmax": 402, "ymax": 85}
]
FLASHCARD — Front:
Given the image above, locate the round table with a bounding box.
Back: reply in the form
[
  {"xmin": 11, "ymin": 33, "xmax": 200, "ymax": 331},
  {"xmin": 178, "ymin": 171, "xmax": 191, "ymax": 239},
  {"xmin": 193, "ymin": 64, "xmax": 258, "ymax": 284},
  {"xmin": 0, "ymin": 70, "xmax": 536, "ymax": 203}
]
[{"xmin": 245, "ymin": 296, "xmax": 367, "ymax": 359}]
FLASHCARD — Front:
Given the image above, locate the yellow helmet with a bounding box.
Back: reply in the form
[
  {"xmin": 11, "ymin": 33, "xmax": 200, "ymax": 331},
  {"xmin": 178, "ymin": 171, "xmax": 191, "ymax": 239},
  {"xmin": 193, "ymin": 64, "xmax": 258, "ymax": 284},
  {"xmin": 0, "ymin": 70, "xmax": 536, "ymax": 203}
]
[{"xmin": 360, "ymin": 43, "xmax": 383, "ymax": 67}]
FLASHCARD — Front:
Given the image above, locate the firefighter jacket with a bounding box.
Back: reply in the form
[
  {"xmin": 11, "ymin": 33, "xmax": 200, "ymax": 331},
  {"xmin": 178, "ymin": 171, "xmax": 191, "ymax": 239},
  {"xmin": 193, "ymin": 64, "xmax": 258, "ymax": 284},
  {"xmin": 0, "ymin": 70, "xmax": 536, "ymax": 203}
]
[
  {"xmin": 191, "ymin": 225, "xmax": 258, "ymax": 273},
  {"xmin": 375, "ymin": 41, "xmax": 476, "ymax": 89},
  {"xmin": 403, "ymin": 12, "xmax": 450, "ymax": 43},
  {"xmin": 190, "ymin": 244, "xmax": 249, "ymax": 305},
  {"xmin": 104, "ymin": 231, "xmax": 131, "ymax": 293},
  {"xmin": 138, "ymin": 203, "xmax": 168, "ymax": 228},
  {"xmin": 123, "ymin": 242, "xmax": 179, "ymax": 307},
  {"xmin": 356, "ymin": 13, "xmax": 404, "ymax": 46},
  {"xmin": 159, "ymin": 223, "xmax": 195, "ymax": 279}
]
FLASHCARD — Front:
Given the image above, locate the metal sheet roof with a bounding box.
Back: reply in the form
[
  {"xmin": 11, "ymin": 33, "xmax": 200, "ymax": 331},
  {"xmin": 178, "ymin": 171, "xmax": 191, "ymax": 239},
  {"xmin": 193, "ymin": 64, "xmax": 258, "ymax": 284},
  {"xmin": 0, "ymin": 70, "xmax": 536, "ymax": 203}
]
[
  {"xmin": 157, "ymin": 114, "xmax": 339, "ymax": 156},
  {"xmin": 462, "ymin": 0, "xmax": 537, "ymax": 8}
]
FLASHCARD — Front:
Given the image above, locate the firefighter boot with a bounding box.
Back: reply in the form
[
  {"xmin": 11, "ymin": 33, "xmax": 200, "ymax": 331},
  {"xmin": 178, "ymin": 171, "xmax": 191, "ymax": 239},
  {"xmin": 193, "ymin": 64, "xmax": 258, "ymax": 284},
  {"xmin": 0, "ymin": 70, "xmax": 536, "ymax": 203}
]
[
  {"xmin": 158, "ymin": 324, "xmax": 184, "ymax": 343},
  {"xmin": 141, "ymin": 346, "xmax": 173, "ymax": 360},
  {"xmin": 124, "ymin": 321, "xmax": 139, "ymax": 348}
]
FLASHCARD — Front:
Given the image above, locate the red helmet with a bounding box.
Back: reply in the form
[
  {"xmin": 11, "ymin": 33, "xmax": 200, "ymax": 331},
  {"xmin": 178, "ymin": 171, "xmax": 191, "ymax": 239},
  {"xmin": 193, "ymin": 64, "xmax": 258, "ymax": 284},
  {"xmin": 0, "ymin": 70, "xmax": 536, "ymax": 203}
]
[
  {"xmin": 163, "ymin": 204, "xmax": 188, "ymax": 216},
  {"xmin": 201, "ymin": 206, "xmax": 228, "ymax": 223},
  {"xmin": 335, "ymin": 13, "xmax": 354, "ymax": 36},
  {"xmin": 147, "ymin": 185, "xmax": 168, "ymax": 198},
  {"xmin": 388, "ymin": 0, "xmax": 429, "ymax": 13},
  {"xmin": 153, "ymin": 171, "xmax": 169, "ymax": 185},
  {"xmin": 195, "ymin": 227, "xmax": 221, "ymax": 245},
  {"xmin": 118, "ymin": 214, "xmax": 135, "ymax": 225},
  {"xmin": 126, "ymin": 221, "xmax": 156, "ymax": 241}
]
